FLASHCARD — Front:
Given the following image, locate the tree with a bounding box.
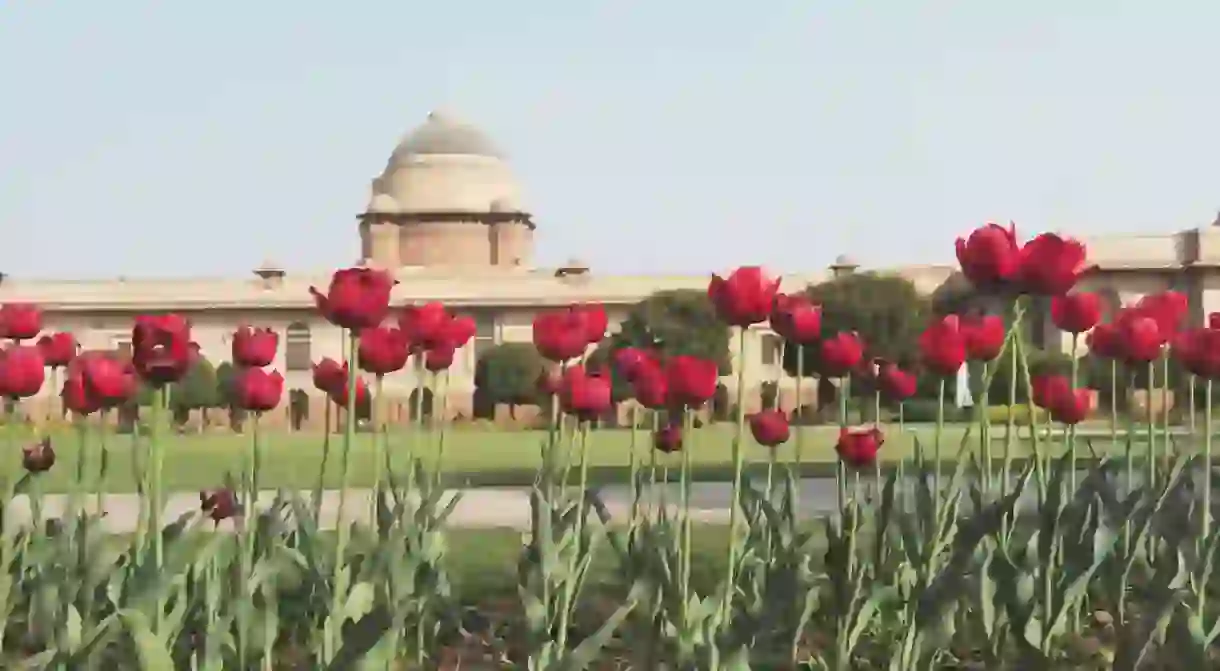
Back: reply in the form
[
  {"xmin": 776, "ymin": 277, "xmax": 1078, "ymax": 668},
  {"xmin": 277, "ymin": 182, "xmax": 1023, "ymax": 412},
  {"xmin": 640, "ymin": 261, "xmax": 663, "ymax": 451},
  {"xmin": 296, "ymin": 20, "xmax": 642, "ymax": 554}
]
[
  {"xmin": 614, "ymin": 289, "xmax": 731, "ymax": 374},
  {"xmin": 783, "ymin": 272, "xmax": 931, "ymax": 377},
  {"xmin": 474, "ymin": 342, "xmax": 547, "ymax": 408},
  {"xmin": 214, "ymin": 361, "xmax": 247, "ymax": 426},
  {"xmin": 170, "ymin": 357, "xmax": 221, "ymax": 424}
]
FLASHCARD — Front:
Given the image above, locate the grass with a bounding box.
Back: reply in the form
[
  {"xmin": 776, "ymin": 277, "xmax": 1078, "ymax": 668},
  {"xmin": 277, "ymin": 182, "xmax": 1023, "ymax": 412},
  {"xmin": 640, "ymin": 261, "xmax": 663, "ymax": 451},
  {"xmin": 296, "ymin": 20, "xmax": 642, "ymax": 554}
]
[{"xmin": 0, "ymin": 421, "xmax": 1195, "ymax": 493}]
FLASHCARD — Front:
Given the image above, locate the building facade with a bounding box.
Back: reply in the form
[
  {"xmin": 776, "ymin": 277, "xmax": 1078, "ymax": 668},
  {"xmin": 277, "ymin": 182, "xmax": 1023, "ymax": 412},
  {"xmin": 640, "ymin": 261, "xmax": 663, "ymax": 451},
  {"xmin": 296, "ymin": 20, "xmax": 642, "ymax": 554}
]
[{"xmin": 3, "ymin": 110, "xmax": 1219, "ymax": 428}]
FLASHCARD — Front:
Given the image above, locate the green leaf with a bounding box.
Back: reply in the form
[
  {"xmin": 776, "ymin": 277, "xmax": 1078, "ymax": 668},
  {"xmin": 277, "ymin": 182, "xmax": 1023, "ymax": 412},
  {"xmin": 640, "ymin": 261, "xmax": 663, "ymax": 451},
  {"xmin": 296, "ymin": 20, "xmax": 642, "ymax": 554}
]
[{"xmin": 117, "ymin": 609, "xmax": 175, "ymax": 670}]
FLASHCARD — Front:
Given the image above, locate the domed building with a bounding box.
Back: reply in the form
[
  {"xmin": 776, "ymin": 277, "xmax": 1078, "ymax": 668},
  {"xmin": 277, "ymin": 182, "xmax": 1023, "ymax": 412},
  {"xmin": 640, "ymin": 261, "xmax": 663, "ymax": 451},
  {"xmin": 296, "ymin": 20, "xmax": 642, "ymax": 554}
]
[{"xmin": 0, "ymin": 111, "xmax": 1211, "ymax": 429}]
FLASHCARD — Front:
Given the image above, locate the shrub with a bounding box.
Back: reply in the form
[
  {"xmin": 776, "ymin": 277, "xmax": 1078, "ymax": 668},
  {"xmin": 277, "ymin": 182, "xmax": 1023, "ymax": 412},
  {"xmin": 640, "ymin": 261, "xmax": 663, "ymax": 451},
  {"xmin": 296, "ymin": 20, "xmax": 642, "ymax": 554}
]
[{"xmin": 899, "ymin": 398, "xmax": 967, "ymax": 423}]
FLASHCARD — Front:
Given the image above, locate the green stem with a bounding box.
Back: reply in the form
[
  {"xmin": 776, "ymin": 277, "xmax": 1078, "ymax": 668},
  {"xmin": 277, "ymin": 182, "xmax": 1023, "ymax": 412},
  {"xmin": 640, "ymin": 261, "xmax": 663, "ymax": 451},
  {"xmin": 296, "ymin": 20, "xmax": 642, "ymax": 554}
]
[
  {"xmin": 681, "ymin": 410, "xmax": 694, "ymax": 623},
  {"xmin": 313, "ymin": 399, "xmax": 331, "ymax": 521},
  {"xmin": 1146, "ymin": 361, "xmax": 1157, "ymax": 492},
  {"xmin": 719, "ymin": 328, "xmax": 749, "ymax": 627},
  {"xmin": 373, "ymin": 374, "xmax": 385, "ymax": 522},
  {"xmin": 793, "ymin": 346, "xmax": 806, "ymax": 506},
  {"xmin": 325, "ymin": 330, "xmax": 359, "ymax": 662},
  {"xmin": 935, "ymin": 378, "xmax": 945, "ymax": 522},
  {"xmin": 1201, "ymin": 380, "xmax": 1212, "ymax": 637},
  {"xmin": 1068, "ymin": 333, "xmax": 1079, "ymax": 493}
]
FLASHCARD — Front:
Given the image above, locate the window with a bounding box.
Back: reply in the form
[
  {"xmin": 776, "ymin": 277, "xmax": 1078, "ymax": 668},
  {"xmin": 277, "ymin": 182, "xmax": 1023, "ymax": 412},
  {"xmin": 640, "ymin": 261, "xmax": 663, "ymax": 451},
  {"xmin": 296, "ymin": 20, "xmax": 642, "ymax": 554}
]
[
  {"xmin": 760, "ymin": 334, "xmax": 782, "ymax": 366},
  {"xmin": 113, "ymin": 338, "xmax": 132, "ymax": 359},
  {"xmin": 285, "ymin": 322, "xmax": 312, "ymax": 371},
  {"xmin": 471, "ymin": 313, "xmax": 497, "ymax": 362}
]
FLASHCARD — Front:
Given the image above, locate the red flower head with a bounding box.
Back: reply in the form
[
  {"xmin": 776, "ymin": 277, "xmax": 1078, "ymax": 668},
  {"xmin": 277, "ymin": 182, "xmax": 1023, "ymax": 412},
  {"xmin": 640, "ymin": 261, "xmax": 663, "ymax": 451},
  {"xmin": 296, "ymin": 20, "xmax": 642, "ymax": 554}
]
[
  {"xmin": 64, "ymin": 351, "xmax": 137, "ymax": 413},
  {"xmin": 398, "ymin": 303, "xmax": 448, "ymax": 350},
  {"xmin": 613, "ymin": 347, "xmax": 660, "ymax": 384},
  {"xmin": 0, "ymin": 345, "xmax": 45, "ymax": 398},
  {"xmin": 1017, "ymin": 233, "xmax": 1091, "ymax": 296},
  {"xmin": 22, "ymin": 437, "xmax": 55, "ymax": 474},
  {"xmin": 632, "ymin": 366, "xmax": 670, "ymax": 410},
  {"xmin": 918, "ymin": 315, "xmax": 967, "ymax": 377},
  {"xmin": 573, "ymin": 303, "xmax": 609, "ymax": 345},
  {"xmin": 962, "ymin": 315, "xmax": 1006, "ymax": 362},
  {"xmin": 708, "ymin": 266, "xmax": 781, "ymax": 327},
  {"xmin": 665, "ymin": 355, "xmax": 719, "ymax": 408},
  {"xmin": 770, "ymin": 294, "xmax": 821, "ymax": 344},
  {"xmin": 955, "ymin": 222, "xmax": 1022, "ymax": 289},
  {"xmin": 1133, "ymin": 291, "xmax": 1189, "ymax": 337},
  {"xmin": 1086, "ymin": 322, "xmax": 1123, "ymax": 360},
  {"xmin": 0, "ymin": 303, "xmax": 43, "ymax": 341},
  {"xmin": 233, "ymin": 368, "xmax": 284, "ymax": 412},
  {"xmin": 62, "ymin": 373, "xmax": 100, "ymax": 416},
  {"xmin": 877, "ymin": 361, "xmax": 917, "ymax": 402},
  {"xmin": 749, "ymin": 409, "xmax": 790, "ymax": 447},
  {"xmin": 559, "ymin": 366, "xmax": 612, "ymax": 421},
  {"xmin": 536, "ymin": 368, "xmax": 563, "ymax": 396},
  {"xmin": 131, "ymin": 315, "xmax": 192, "ymax": 386},
  {"xmin": 1114, "ymin": 309, "xmax": 1166, "ymax": 364},
  {"xmin": 437, "ymin": 314, "xmax": 477, "ymax": 351},
  {"xmin": 1030, "ymin": 373, "xmax": 1072, "ymax": 411},
  {"xmin": 532, "ymin": 309, "xmax": 590, "ymax": 363},
  {"xmin": 200, "ymin": 489, "xmax": 240, "ymax": 523},
  {"xmin": 424, "ymin": 345, "xmax": 457, "ymax": 372},
  {"xmin": 357, "ymin": 326, "xmax": 410, "ymax": 376},
  {"xmin": 1051, "ymin": 293, "xmax": 1102, "ymax": 334},
  {"xmin": 819, "ymin": 332, "xmax": 864, "ymax": 378},
  {"xmin": 653, "ymin": 424, "xmax": 683, "ymax": 453},
  {"xmin": 329, "ymin": 375, "xmax": 369, "ymax": 410},
  {"xmin": 231, "ymin": 326, "xmax": 278, "ymax": 368},
  {"xmin": 1050, "ymin": 387, "xmax": 1092, "ymax": 426},
  {"xmin": 311, "ymin": 268, "xmax": 396, "ymax": 332},
  {"xmin": 312, "ymin": 358, "xmax": 347, "ymax": 394},
  {"xmin": 36, "ymin": 332, "xmax": 77, "ymax": 368},
  {"xmin": 836, "ymin": 427, "xmax": 884, "ymax": 468}
]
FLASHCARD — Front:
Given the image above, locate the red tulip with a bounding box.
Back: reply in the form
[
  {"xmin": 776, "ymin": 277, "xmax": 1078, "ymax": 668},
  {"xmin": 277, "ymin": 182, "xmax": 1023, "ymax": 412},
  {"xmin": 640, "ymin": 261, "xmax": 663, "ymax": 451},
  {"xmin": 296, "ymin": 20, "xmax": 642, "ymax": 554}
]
[
  {"xmin": 329, "ymin": 375, "xmax": 369, "ymax": 409},
  {"xmin": 63, "ymin": 352, "xmax": 136, "ymax": 413},
  {"xmin": 559, "ymin": 367, "xmax": 612, "ymax": 420},
  {"xmin": 1050, "ymin": 387, "xmax": 1091, "ymax": 426},
  {"xmin": 955, "ymin": 222, "xmax": 1022, "ymax": 289},
  {"xmin": 424, "ymin": 345, "xmax": 457, "ymax": 372},
  {"xmin": 232, "ymin": 326, "xmax": 278, "ymax": 368},
  {"xmin": 613, "ymin": 347, "xmax": 659, "ymax": 383},
  {"xmin": 877, "ymin": 362, "xmax": 917, "ymax": 402},
  {"xmin": 0, "ymin": 345, "xmax": 45, "ymax": 398},
  {"xmin": 200, "ymin": 489, "xmax": 240, "ymax": 523},
  {"xmin": 962, "ymin": 315, "xmax": 1006, "ymax": 362},
  {"xmin": 632, "ymin": 367, "xmax": 669, "ymax": 409},
  {"xmin": 770, "ymin": 294, "xmax": 821, "ymax": 344},
  {"xmin": 437, "ymin": 314, "xmax": 477, "ymax": 350},
  {"xmin": 653, "ymin": 424, "xmax": 683, "ymax": 453},
  {"xmin": 399, "ymin": 303, "xmax": 449, "ymax": 349},
  {"xmin": 1030, "ymin": 374, "xmax": 1072, "ymax": 411},
  {"xmin": 1017, "ymin": 233, "xmax": 1090, "ymax": 296},
  {"xmin": 574, "ymin": 303, "xmax": 609, "ymax": 345},
  {"xmin": 708, "ymin": 266, "xmax": 780, "ymax": 327},
  {"xmin": 132, "ymin": 314, "xmax": 193, "ymax": 386},
  {"xmin": 0, "ymin": 303, "xmax": 43, "ymax": 341},
  {"xmin": 22, "ymin": 438, "xmax": 55, "ymax": 473},
  {"xmin": 536, "ymin": 368, "xmax": 562, "ymax": 396},
  {"xmin": 357, "ymin": 326, "xmax": 410, "ymax": 375},
  {"xmin": 1134, "ymin": 291, "xmax": 1189, "ymax": 336},
  {"xmin": 819, "ymin": 332, "xmax": 864, "ymax": 378},
  {"xmin": 1086, "ymin": 322, "xmax": 1123, "ymax": 360},
  {"xmin": 36, "ymin": 332, "xmax": 77, "ymax": 368},
  {"xmin": 312, "ymin": 358, "xmax": 347, "ymax": 394},
  {"xmin": 665, "ymin": 355, "xmax": 719, "ymax": 408},
  {"xmin": 233, "ymin": 368, "xmax": 284, "ymax": 412},
  {"xmin": 749, "ymin": 410, "xmax": 790, "ymax": 447},
  {"xmin": 1051, "ymin": 293, "xmax": 1102, "ymax": 334},
  {"xmin": 836, "ymin": 427, "xmax": 884, "ymax": 468},
  {"xmin": 532, "ymin": 309, "xmax": 590, "ymax": 362},
  {"xmin": 311, "ymin": 267, "xmax": 396, "ymax": 332},
  {"xmin": 918, "ymin": 316, "xmax": 967, "ymax": 376},
  {"xmin": 1114, "ymin": 310, "xmax": 1166, "ymax": 363},
  {"xmin": 1172, "ymin": 325, "xmax": 1220, "ymax": 380}
]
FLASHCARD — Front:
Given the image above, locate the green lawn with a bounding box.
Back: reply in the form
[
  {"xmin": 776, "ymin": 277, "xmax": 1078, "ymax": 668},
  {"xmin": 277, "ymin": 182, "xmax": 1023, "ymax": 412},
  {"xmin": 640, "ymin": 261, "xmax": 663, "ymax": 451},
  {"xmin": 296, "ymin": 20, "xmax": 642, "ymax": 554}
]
[{"xmin": 0, "ymin": 421, "xmax": 1189, "ymax": 493}]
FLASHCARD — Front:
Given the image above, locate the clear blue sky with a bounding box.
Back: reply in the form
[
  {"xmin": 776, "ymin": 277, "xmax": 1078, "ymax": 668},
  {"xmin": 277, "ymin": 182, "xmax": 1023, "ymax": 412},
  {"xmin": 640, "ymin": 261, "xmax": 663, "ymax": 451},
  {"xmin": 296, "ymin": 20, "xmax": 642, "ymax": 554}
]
[{"xmin": 2, "ymin": 2, "xmax": 1218, "ymax": 279}]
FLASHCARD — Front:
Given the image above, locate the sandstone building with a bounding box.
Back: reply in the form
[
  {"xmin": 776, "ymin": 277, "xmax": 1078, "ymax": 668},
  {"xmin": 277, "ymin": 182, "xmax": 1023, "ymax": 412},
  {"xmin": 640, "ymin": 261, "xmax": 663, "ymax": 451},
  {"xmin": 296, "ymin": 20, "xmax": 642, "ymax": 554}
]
[{"xmin": 3, "ymin": 111, "xmax": 1219, "ymax": 428}]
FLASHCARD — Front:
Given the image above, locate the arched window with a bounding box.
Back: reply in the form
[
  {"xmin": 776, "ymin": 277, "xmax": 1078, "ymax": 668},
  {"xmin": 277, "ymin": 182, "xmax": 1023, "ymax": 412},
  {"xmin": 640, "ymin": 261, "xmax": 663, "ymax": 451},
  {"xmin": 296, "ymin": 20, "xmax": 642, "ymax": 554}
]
[
  {"xmin": 285, "ymin": 322, "xmax": 312, "ymax": 371},
  {"xmin": 760, "ymin": 334, "xmax": 782, "ymax": 366}
]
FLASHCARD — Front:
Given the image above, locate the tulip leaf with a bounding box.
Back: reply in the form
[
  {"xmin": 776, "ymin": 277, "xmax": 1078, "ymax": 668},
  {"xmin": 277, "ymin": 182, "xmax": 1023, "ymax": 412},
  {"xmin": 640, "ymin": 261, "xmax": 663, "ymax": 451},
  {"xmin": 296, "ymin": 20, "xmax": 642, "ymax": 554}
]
[{"xmin": 117, "ymin": 609, "xmax": 175, "ymax": 670}]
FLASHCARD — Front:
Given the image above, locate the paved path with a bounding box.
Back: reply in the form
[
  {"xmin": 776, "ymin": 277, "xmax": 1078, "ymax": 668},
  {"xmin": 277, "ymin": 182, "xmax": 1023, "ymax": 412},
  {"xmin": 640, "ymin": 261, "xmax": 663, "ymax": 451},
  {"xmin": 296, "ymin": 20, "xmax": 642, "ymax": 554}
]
[{"xmin": 3, "ymin": 481, "xmax": 852, "ymax": 533}]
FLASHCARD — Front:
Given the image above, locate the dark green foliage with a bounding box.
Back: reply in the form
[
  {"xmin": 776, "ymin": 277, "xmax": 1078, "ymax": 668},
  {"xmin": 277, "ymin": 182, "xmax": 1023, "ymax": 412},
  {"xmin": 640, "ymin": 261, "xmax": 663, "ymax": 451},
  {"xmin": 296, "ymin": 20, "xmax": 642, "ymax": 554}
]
[
  {"xmin": 613, "ymin": 289, "xmax": 731, "ymax": 374},
  {"xmin": 169, "ymin": 357, "xmax": 221, "ymax": 411},
  {"xmin": 474, "ymin": 342, "xmax": 548, "ymax": 406},
  {"xmin": 782, "ymin": 273, "xmax": 931, "ymax": 377}
]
